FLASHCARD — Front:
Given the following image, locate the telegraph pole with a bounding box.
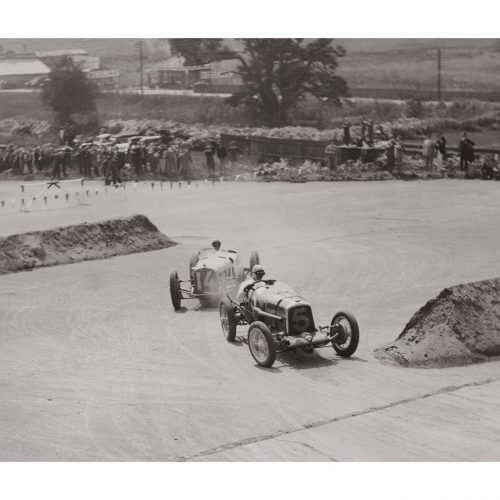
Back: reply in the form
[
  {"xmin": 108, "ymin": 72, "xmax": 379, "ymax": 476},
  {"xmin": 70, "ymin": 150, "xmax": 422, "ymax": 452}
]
[
  {"xmin": 437, "ymin": 48, "xmax": 442, "ymax": 101},
  {"xmin": 135, "ymin": 40, "xmax": 146, "ymax": 96}
]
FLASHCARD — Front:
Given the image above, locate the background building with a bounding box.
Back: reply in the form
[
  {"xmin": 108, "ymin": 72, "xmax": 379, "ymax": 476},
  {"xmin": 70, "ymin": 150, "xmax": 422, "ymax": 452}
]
[{"xmin": 0, "ymin": 52, "xmax": 50, "ymax": 88}]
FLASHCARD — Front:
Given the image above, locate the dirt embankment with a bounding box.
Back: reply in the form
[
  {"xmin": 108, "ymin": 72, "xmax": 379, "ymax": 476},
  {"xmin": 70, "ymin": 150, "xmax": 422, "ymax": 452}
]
[
  {"xmin": 0, "ymin": 214, "xmax": 176, "ymax": 275},
  {"xmin": 375, "ymin": 278, "xmax": 500, "ymax": 368}
]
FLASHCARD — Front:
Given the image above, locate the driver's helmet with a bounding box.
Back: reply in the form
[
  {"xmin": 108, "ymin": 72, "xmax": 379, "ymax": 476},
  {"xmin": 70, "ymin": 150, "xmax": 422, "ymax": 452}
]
[
  {"xmin": 252, "ymin": 265, "xmax": 265, "ymax": 280},
  {"xmin": 211, "ymin": 239, "xmax": 221, "ymax": 250}
]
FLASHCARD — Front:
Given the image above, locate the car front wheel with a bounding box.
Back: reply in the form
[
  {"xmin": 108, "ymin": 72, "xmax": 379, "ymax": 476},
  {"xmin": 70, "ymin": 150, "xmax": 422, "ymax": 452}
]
[
  {"xmin": 248, "ymin": 321, "xmax": 276, "ymax": 367},
  {"xmin": 331, "ymin": 311, "xmax": 359, "ymax": 357},
  {"xmin": 169, "ymin": 271, "xmax": 182, "ymax": 311}
]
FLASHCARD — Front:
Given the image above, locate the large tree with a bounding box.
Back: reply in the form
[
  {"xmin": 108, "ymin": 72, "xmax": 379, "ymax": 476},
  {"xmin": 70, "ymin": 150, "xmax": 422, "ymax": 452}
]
[
  {"xmin": 41, "ymin": 56, "xmax": 99, "ymax": 127},
  {"xmin": 169, "ymin": 38, "xmax": 348, "ymax": 126}
]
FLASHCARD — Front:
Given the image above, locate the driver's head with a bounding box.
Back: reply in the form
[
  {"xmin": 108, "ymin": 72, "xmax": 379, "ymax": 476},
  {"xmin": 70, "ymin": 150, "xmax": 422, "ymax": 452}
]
[
  {"xmin": 211, "ymin": 240, "xmax": 221, "ymax": 251},
  {"xmin": 252, "ymin": 265, "xmax": 265, "ymax": 280}
]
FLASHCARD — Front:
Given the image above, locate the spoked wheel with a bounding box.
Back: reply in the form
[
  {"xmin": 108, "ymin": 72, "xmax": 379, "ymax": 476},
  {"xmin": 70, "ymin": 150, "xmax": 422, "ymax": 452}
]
[
  {"xmin": 248, "ymin": 321, "xmax": 276, "ymax": 367},
  {"xmin": 169, "ymin": 271, "xmax": 182, "ymax": 311},
  {"xmin": 249, "ymin": 251, "xmax": 260, "ymax": 270},
  {"xmin": 220, "ymin": 298, "xmax": 237, "ymax": 342},
  {"xmin": 331, "ymin": 311, "xmax": 359, "ymax": 357}
]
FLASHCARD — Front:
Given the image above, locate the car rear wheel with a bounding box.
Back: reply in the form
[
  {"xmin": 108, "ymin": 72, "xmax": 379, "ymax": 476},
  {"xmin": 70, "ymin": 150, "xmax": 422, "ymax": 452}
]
[
  {"xmin": 220, "ymin": 298, "xmax": 237, "ymax": 342},
  {"xmin": 331, "ymin": 311, "xmax": 359, "ymax": 357},
  {"xmin": 249, "ymin": 251, "xmax": 260, "ymax": 270},
  {"xmin": 169, "ymin": 271, "xmax": 182, "ymax": 311},
  {"xmin": 248, "ymin": 321, "xmax": 276, "ymax": 367}
]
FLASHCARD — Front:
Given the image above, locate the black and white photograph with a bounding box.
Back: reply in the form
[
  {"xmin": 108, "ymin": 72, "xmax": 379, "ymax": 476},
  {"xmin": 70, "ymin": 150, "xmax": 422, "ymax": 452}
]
[{"xmin": 1, "ymin": 2, "xmax": 499, "ymax": 498}]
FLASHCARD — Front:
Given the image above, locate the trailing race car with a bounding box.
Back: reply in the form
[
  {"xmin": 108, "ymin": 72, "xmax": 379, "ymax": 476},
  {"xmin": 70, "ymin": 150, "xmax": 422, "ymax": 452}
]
[
  {"xmin": 220, "ymin": 279, "xmax": 359, "ymax": 367},
  {"xmin": 169, "ymin": 248, "xmax": 260, "ymax": 310}
]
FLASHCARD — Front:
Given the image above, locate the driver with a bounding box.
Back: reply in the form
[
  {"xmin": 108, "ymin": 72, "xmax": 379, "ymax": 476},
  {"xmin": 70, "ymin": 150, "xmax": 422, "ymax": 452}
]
[
  {"xmin": 236, "ymin": 265, "xmax": 266, "ymax": 303},
  {"xmin": 211, "ymin": 240, "xmax": 222, "ymax": 252}
]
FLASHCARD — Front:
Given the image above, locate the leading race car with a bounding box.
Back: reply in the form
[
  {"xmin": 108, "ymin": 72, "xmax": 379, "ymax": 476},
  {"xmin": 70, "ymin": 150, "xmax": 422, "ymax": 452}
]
[
  {"xmin": 220, "ymin": 279, "xmax": 359, "ymax": 367},
  {"xmin": 169, "ymin": 248, "xmax": 260, "ymax": 310}
]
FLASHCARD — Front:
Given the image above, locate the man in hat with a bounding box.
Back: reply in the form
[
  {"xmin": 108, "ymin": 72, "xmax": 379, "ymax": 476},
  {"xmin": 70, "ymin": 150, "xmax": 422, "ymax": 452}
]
[{"xmin": 205, "ymin": 142, "xmax": 216, "ymax": 178}]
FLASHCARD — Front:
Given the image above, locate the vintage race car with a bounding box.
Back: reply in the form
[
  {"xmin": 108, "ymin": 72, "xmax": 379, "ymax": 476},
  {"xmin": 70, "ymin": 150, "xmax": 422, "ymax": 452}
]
[
  {"xmin": 169, "ymin": 248, "xmax": 260, "ymax": 310},
  {"xmin": 220, "ymin": 279, "xmax": 359, "ymax": 367}
]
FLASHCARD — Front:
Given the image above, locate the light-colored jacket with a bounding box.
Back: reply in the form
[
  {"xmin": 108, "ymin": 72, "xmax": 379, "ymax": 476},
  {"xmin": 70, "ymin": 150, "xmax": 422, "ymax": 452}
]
[
  {"xmin": 236, "ymin": 278, "xmax": 265, "ymax": 302},
  {"xmin": 422, "ymin": 139, "xmax": 435, "ymax": 158}
]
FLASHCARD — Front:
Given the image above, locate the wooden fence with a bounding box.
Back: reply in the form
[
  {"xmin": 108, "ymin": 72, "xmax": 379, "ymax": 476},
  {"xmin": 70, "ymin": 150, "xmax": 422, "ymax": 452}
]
[{"xmin": 221, "ymin": 133, "xmax": 500, "ymax": 165}]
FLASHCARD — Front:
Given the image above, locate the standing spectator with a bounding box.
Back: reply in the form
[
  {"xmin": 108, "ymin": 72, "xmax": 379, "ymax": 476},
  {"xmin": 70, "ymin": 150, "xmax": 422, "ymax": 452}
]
[
  {"xmin": 386, "ymin": 137, "xmax": 396, "ymax": 172},
  {"xmin": 51, "ymin": 150, "xmax": 63, "ymax": 180},
  {"xmin": 367, "ymin": 120, "xmax": 375, "ymax": 146},
  {"xmin": 204, "ymin": 142, "xmax": 216, "ymax": 178},
  {"xmin": 105, "ymin": 149, "xmax": 122, "ymax": 185},
  {"xmin": 360, "ymin": 115, "xmax": 368, "ymax": 141},
  {"xmin": 459, "ymin": 132, "xmax": 475, "ymax": 171},
  {"xmin": 148, "ymin": 144, "xmax": 158, "ymax": 174},
  {"xmin": 166, "ymin": 146, "xmax": 178, "ymax": 179},
  {"xmin": 33, "ymin": 147, "xmax": 42, "ymax": 172},
  {"xmin": 20, "ymin": 149, "xmax": 32, "ymax": 174},
  {"xmin": 436, "ymin": 136, "xmax": 447, "ymax": 171},
  {"xmin": 325, "ymin": 142, "xmax": 337, "ymax": 170},
  {"xmin": 158, "ymin": 147, "xmax": 167, "ymax": 176},
  {"xmin": 130, "ymin": 144, "xmax": 142, "ymax": 177},
  {"xmin": 227, "ymin": 141, "xmax": 241, "ymax": 174},
  {"xmin": 216, "ymin": 142, "xmax": 227, "ymax": 175},
  {"xmin": 342, "ymin": 120, "xmax": 351, "ymax": 145},
  {"xmin": 179, "ymin": 147, "xmax": 193, "ymax": 183},
  {"xmin": 395, "ymin": 136, "xmax": 405, "ymax": 174},
  {"xmin": 82, "ymin": 146, "xmax": 93, "ymax": 178},
  {"xmin": 422, "ymin": 135, "xmax": 435, "ymax": 171}
]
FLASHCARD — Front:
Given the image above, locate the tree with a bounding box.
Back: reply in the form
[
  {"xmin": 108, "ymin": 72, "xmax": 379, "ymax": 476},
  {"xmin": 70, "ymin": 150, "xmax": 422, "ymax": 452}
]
[
  {"xmin": 41, "ymin": 56, "xmax": 99, "ymax": 127},
  {"xmin": 169, "ymin": 38, "xmax": 232, "ymax": 66},
  {"xmin": 168, "ymin": 38, "xmax": 348, "ymax": 126}
]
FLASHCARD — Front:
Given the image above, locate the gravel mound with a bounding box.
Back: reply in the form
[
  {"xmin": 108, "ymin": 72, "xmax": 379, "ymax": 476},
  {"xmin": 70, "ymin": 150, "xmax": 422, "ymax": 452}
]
[
  {"xmin": 374, "ymin": 278, "xmax": 500, "ymax": 367},
  {"xmin": 0, "ymin": 214, "xmax": 176, "ymax": 275}
]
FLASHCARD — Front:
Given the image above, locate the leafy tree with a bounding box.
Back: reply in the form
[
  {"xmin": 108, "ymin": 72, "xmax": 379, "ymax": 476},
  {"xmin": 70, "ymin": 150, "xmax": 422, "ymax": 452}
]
[
  {"xmin": 169, "ymin": 38, "xmax": 232, "ymax": 66},
  {"xmin": 41, "ymin": 56, "xmax": 99, "ymax": 127},
  {"xmin": 169, "ymin": 38, "xmax": 348, "ymax": 126}
]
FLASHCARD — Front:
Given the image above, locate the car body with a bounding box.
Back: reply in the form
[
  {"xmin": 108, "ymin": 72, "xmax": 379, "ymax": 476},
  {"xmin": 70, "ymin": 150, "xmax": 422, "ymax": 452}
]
[
  {"xmin": 220, "ymin": 279, "xmax": 359, "ymax": 367},
  {"xmin": 170, "ymin": 249, "xmax": 260, "ymax": 310}
]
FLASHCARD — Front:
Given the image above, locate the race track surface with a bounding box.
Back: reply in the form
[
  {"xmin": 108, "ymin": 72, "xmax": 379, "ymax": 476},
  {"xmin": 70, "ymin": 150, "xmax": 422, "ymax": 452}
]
[{"xmin": 1, "ymin": 179, "xmax": 500, "ymax": 461}]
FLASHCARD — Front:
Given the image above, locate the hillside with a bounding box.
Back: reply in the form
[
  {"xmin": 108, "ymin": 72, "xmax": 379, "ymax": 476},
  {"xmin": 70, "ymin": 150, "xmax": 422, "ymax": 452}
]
[{"xmin": 1, "ymin": 38, "xmax": 500, "ymax": 91}]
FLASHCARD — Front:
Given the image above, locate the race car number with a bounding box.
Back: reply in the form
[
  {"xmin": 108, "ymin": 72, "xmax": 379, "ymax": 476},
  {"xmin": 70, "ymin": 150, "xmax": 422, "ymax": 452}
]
[{"xmin": 291, "ymin": 307, "xmax": 311, "ymax": 333}]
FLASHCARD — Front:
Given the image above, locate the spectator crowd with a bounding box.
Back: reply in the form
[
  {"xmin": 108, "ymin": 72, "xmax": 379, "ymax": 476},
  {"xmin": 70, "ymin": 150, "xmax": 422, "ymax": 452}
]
[{"xmin": 0, "ymin": 134, "xmax": 242, "ymax": 185}]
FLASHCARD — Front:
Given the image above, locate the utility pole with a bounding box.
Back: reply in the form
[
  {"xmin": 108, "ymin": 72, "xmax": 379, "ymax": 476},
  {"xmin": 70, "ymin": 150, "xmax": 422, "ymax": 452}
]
[
  {"xmin": 437, "ymin": 48, "xmax": 442, "ymax": 102},
  {"xmin": 135, "ymin": 40, "xmax": 146, "ymax": 95}
]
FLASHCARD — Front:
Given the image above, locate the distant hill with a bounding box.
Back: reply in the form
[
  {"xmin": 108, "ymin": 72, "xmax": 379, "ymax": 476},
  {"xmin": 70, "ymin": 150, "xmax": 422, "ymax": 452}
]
[{"xmin": 2, "ymin": 37, "xmax": 496, "ymax": 57}]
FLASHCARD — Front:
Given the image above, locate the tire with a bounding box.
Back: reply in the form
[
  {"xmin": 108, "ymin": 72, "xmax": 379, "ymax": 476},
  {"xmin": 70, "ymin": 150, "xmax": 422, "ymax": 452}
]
[
  {"xmin": 248, "ymin": 321, "xmax": 276, "ymax": 367},
  {"xmin": 169, "ymin": 271, "xmax": 182, "ymax": 311},
  {"xmin": 220, "ymin": 298, "xmax": 237, "ymax": 342},
  {"xmin": 189, "ymin": 254, "xmax": 198, "ymax": 280},
  {"xmin": 331, "ymin": 311, "xmax": 359, "ymax": 357},
  {"xmin": 249, "ymin": 250, "xmax": 260, "ymax": 270},
  {"xmin": 236, "ymin": 267, "xmax": 245, "ymax": 284}
]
